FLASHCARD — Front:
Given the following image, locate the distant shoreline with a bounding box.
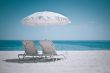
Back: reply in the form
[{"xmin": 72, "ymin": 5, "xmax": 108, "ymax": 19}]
[{"xmin": 0, "ymin": 40, "xmax": 110, "ymax": 51}]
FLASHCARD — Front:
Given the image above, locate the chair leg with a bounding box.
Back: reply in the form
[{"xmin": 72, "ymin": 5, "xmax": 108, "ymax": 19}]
[
  {"xmin": 18, "ymin": 54, "xmax": 20, "ymax": 60},
  {"xmin": 55, "ymin": 57, "xmax": 57, "ymax": 61},
  {"xmin": 33, "ymin": 56, "xmax": 37, "ymax": 62},
  {"xmin": 51, "ymin": 56, "xmax": 55, "ymax": 62},
  {"xmin": 32, "ymin": 56, "xmax": 35, "ymax": 62},
  {"xmin": 18, "ymin": 55, "xmax": 20, "ymax": 62},
  {"xmin": 23, "ymin": 54, "xmax": 26, "ymax": 59},
  {"xmin": 18, "ymin": 54, "xmax": 24, "ymax": 63}
]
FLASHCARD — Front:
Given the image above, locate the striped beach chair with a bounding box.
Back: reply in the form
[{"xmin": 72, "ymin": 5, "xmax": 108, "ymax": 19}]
[
  {"xmin": 18, "ymin": 40, "xmax": 42, "ymax": 60},
  {"xmin": 40, "ymin": 40, "xmax": 65, "ymax": 61}
]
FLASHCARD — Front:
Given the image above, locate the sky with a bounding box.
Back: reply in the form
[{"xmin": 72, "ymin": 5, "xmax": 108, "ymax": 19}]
[{"xmin": 0, "ymin": 0, "xmax": 110, "ymax": 40}]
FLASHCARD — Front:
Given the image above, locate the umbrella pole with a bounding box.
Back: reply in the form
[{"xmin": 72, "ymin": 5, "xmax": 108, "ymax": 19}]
[{"xmin": 43, "ymin": 26, "xmax": 48, "ymax": 40}]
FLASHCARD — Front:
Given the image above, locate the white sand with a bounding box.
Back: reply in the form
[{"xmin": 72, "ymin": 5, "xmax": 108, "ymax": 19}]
[{"xmin": 0, "ymin": 51, "xmax": 110, "ymax": 73}]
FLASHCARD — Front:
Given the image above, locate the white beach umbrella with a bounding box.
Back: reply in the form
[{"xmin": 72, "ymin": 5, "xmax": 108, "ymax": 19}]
[
  {"xmin": 22, "ymin": 11, "xmax": 71, "ymax": 39},
  {"xmin": 22, "ymin": 11, "xmax": 71, "ymax": 26}
]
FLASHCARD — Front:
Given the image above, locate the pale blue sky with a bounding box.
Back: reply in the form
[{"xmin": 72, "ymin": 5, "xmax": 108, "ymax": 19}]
[{"xmin": 0, "ymin": 0, "xmax": 110, "ymax": 40}]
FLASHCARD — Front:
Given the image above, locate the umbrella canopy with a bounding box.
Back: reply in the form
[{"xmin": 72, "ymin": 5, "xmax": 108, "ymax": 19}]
[{"xmin": 22, "ymin": 11, "xmax": 71, "ymax": 26}]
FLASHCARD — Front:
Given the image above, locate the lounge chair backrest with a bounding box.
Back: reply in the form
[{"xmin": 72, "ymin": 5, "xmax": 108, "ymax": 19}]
[
  {"xmin": 23, "ymin": 40, "xmax": 38, "ymax": 55},
  {"xmin": 40, "ymin": 40, "xmax": 57, "ymax": 55}
]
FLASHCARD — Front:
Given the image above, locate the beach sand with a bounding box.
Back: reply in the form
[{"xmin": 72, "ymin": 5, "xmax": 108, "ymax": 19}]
[{"xmin": 0, "ymin": 51, "xmax": 110, "ymax": 73}]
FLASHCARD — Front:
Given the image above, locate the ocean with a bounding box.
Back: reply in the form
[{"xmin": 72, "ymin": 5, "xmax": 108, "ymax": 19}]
[{"xmin": 0, "ymin": 40, "xmax": 110, "ymax": 51}]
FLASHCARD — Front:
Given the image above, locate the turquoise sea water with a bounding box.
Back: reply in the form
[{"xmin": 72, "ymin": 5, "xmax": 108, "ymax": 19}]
[{"xmin": 0, "ymin": 40, "xmax": 110, "ymax": 51}]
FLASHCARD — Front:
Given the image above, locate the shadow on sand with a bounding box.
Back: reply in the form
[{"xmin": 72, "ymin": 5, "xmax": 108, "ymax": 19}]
[{"xmin": 3, "ymin": 57, "xmax": 62, "ymax": 63}]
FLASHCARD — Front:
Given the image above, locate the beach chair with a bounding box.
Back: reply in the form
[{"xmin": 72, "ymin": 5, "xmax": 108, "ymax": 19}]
[
  {"xmin": 39, "ymin": 40, "xmax": 65, "ymax": 61},
  {"xmin": 18, "ymin": 40, "xmax": 42, "ymax": 60}
]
